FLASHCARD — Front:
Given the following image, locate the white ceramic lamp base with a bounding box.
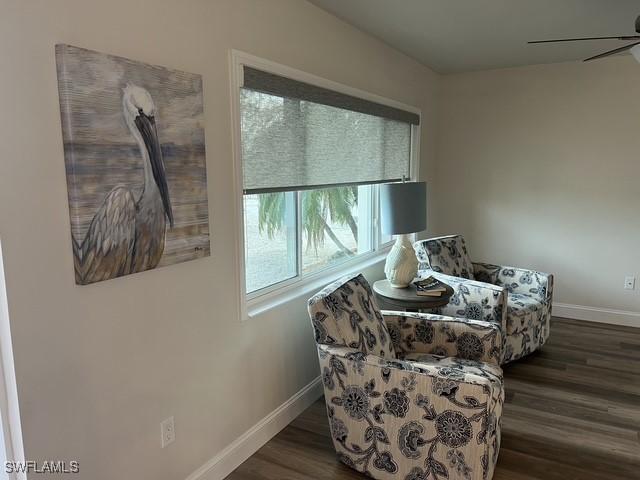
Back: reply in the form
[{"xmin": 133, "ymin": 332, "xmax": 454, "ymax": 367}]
[{"xmin": 384, "ymin": 234, "xmax": 418, "ymax": 288}]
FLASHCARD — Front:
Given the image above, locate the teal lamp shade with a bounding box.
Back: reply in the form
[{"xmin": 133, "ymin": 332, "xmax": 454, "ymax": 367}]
[{"xmin": 380, "ymin": 182, "xmax": 427, "ymax": 235}]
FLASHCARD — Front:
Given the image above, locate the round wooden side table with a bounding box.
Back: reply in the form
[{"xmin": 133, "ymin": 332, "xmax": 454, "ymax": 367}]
[{"xmin": 372, "ymin": 279, "xmax": 454, "ymax": 312}]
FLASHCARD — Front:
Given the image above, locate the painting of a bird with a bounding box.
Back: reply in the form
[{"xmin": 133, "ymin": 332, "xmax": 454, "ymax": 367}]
[
  {"xmin": 56, "ymin": 44, "xmax": 210, "ymax": 285},
  {"xmin": 72, "ymin": 85, "xmax": 174, "ymax": 284}
]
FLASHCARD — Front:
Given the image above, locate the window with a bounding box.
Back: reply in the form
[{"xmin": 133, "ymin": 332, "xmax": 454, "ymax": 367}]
[
  {"xmin": 234, "ymin": 56, "xmax": 420, "ymax": 299},
  {"xmin": 243, "ymin": 191, "xmax": 297, "ymax": 293},
  {"xmin": 244, "ymin": 185, "xmax": 375, "ymax": 294}
]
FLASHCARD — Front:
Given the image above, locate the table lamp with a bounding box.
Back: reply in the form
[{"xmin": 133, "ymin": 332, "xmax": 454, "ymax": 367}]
[{"xmin": 380, "ymin": 181, "xmax": 426, "ymax": 288}]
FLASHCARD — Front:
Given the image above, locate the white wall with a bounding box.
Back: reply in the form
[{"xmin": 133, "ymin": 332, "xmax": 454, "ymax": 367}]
[
  {"xmin": 0, "ymin": 1, "xmax": 438, "ymax": 479},
  {"xmin": 436, "ymin": 57, "xmax": 640, "ymax": 316}
]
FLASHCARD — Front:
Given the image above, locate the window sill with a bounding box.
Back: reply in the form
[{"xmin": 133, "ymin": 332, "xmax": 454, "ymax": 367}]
[{"xmin": 243, "ymin": 248, "xmax": 390, "ymax": 321}]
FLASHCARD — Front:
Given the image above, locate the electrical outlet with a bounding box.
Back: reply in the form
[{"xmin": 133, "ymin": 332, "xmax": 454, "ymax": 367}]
[
  {"xmin": 160, "ymin": 417, "xmax": 175, "ymax": 448},
  {"xmin": 624, "ymin": 276, "xmax": 635, "ymax": 290}
]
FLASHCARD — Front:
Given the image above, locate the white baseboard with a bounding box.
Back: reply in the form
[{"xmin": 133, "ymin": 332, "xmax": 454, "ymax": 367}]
[
  {"xmin": 185, "ymin": 375, "xmax": 323, "ymax": 480},
  {"xmin": 553, "ymin": 302, "xmax": 640, "ymax": 328}
]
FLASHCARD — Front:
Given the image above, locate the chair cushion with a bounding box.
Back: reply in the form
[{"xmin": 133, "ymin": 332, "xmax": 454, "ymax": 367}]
[
  {"xmin": 507, "ymin": 292, "xmax": 543, "ymax": 335},
  {"xmin": 308, "ymin": 274, "xmax": 396, "ymax": 359},
  {"xmin": 400, "ymin": 352, "xmax": 503, "ymax": 390},
  {"xmin": 414, "ymin": 235, "xmax": 475, "ymax": 280}
]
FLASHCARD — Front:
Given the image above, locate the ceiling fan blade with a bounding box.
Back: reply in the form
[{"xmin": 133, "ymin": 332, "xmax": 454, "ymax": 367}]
[
  {"xmin": 584, "ymin": 41, "xmax": 640, "ymax": 61},
  {"xmin": 529, "ymin": 35, "xmax": 640, "ymax": 44}
]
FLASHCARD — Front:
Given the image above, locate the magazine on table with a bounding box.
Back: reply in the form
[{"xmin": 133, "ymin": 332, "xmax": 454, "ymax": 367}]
[{"xmin": 413, "ymin": 276, "xmax": 448, "ymax": 297}]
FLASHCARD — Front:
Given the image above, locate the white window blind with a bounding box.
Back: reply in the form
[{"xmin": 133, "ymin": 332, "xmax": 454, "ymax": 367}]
[{"xmin": 240, "ymin": 67, "xmax": 418, "ymax": 194}]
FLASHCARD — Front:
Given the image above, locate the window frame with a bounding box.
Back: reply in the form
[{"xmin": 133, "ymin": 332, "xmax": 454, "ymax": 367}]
[{"xmin": 230, "ymin": 50, "xmax": 421, "ymax": 320}]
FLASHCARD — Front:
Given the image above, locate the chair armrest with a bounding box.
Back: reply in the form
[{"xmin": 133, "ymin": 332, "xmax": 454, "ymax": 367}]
[
  {"xmin": 417, "ymin": 270, "xmax": 508, "ymax": 332},
  {"xmin": 317, "ymin": 343, "xmax": 503, "ymax": 478},
  {"xmin": 473, "ymin": 262, "xmax": 554, "ymax": 303},
  {"xmin": 382, "ymin": 311, "xmax": 503, "ymax": 366}
]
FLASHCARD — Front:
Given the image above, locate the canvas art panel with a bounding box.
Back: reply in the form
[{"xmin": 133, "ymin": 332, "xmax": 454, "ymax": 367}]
[{"xmin": 56, "ymin": 44, "xmax": 210, "ymax": 285}]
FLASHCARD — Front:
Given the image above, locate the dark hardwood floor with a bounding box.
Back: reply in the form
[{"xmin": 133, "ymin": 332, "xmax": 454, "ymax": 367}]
[{"xmin": 226, "ymin": 318, "xmax": 640, "ymax": 480}]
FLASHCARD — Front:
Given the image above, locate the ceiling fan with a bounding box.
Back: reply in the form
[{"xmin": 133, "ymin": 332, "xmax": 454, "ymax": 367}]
[{"xmin": 529, "ymin": 14, "xmax": 640, "ymax": 62}]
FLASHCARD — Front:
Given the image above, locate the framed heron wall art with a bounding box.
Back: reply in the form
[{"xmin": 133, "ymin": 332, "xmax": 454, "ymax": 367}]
[{"xmin": 56, "ymin": 44, "xmax": 210, "ymax": 285}]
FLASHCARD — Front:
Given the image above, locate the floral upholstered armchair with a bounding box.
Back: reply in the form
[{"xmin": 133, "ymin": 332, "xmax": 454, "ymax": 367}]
[
  {"xmin": 308, "ymin": 274, "xmax": 504, "ymax": 480},
  {"xmin": 413, "ymin": 235, "xmax": 554, "ymax": 364}
]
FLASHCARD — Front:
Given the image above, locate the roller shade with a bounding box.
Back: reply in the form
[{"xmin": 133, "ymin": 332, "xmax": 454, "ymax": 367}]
[
  {"xmin": 241, "ymin": 67, "xmax": 417, "ymax": 194},
  {"xmin": 243, "ymin": 67, "xmax": 420, "ymax": 125}
]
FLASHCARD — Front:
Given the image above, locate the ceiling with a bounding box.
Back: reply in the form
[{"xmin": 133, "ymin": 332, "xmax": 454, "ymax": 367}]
[{"xmin": 308, "ymin": 0, "xmax": 640, "ymax": 73}]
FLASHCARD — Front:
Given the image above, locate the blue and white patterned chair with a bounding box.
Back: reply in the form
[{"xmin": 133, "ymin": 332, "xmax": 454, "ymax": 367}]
[
  {"xmin": 413, "ymin": 235, "xmax": 554, "ymax": 364},
  {"xmin": 308, "ymin": 273, "xmax": 504, "ymax": 480}
]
